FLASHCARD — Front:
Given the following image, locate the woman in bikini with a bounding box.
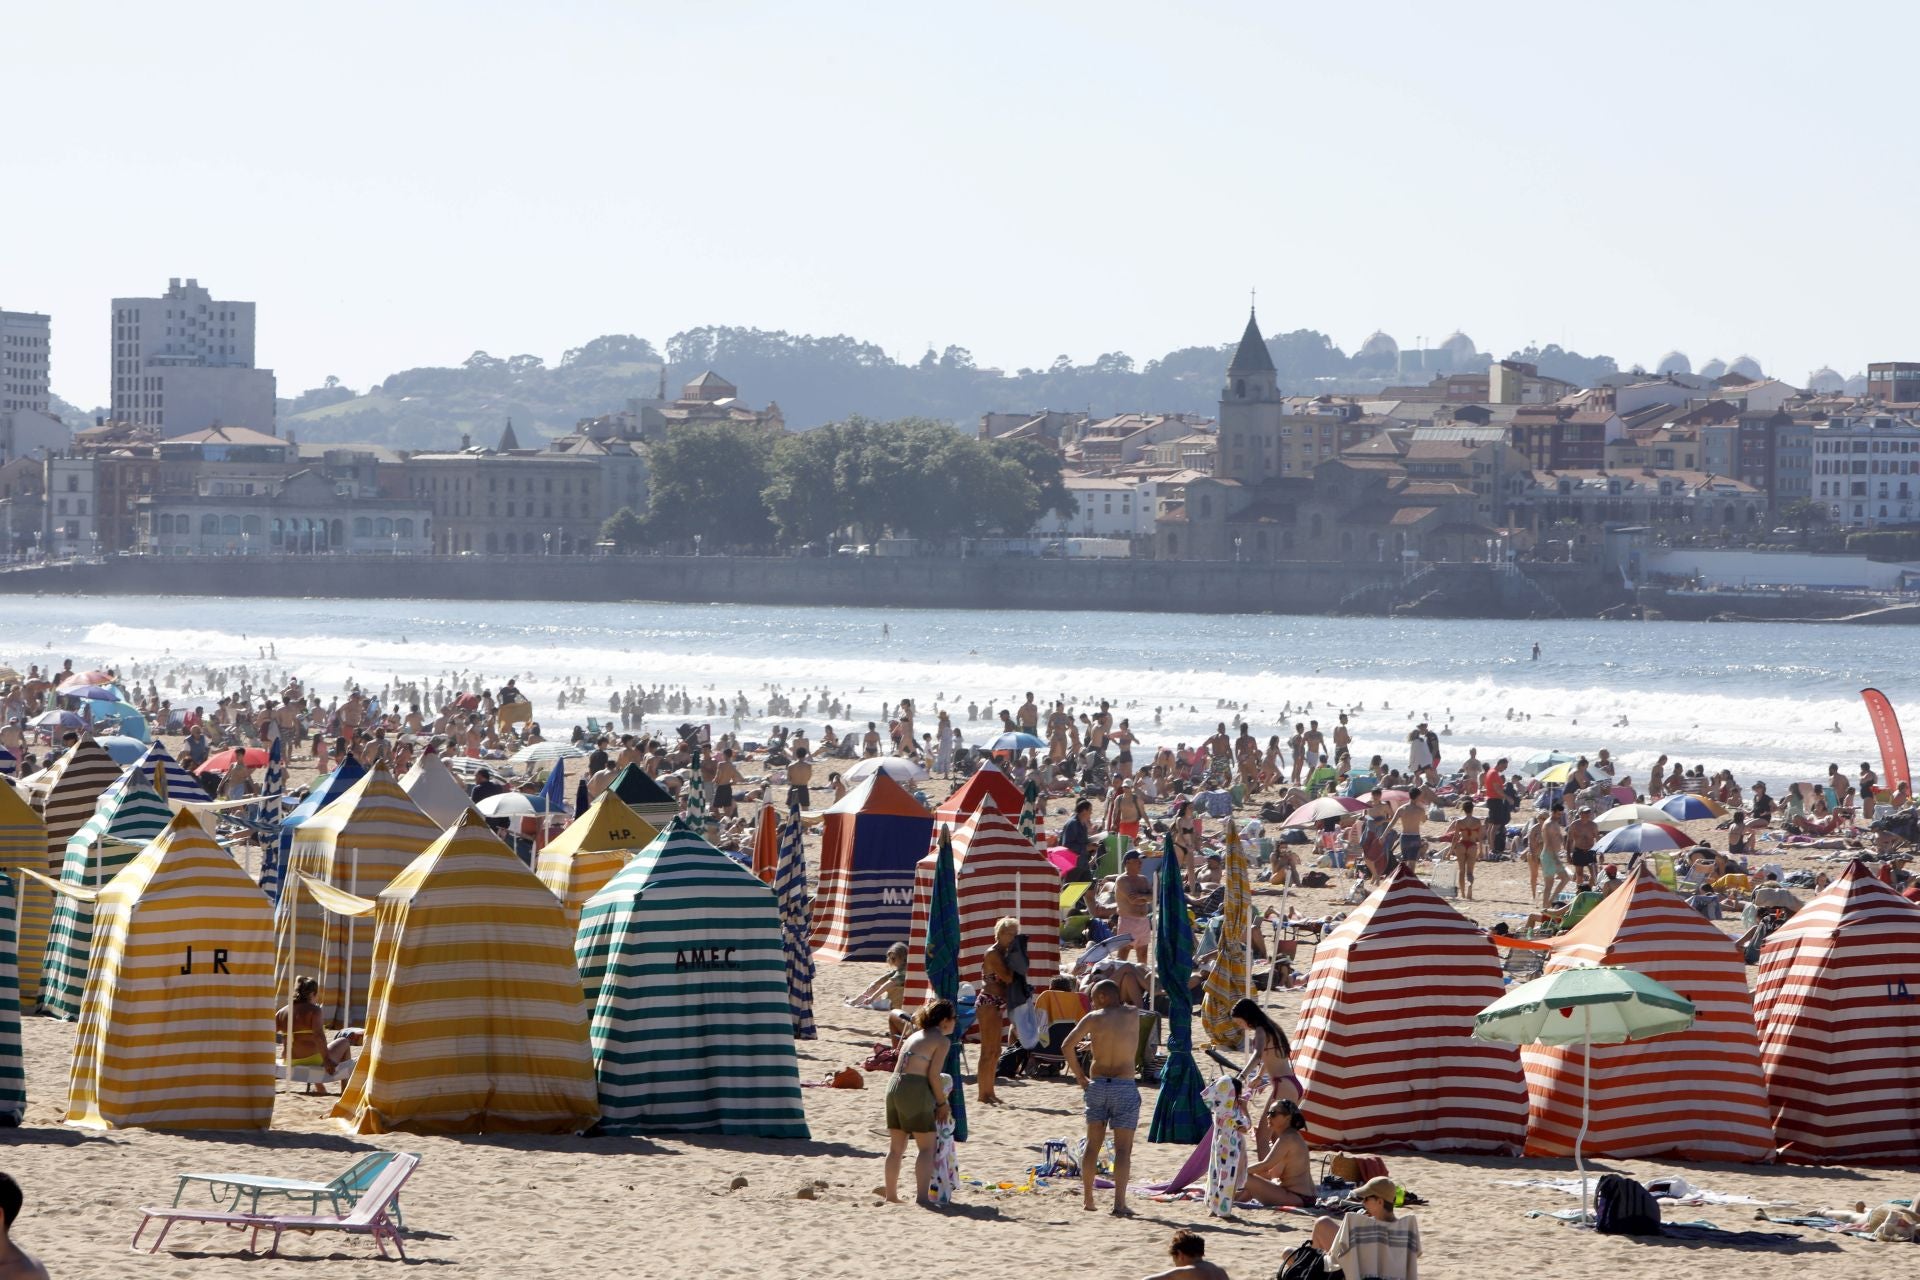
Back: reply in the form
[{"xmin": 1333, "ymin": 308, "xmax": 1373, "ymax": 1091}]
[
  {"xmin": 1231, "ymin": 997, "xmax": 1301, "ymax": 1158},
  {"xmin": 976, "ymin": 919, "xmax": 1019, "ymax": 1105},
  {"xmin": 882, "ymin": 1000, "xmax": 954, "ymax": 1205},
  {"xmin": 274, "ymin": 976, "xmax": 355, "ymax": 1096}
]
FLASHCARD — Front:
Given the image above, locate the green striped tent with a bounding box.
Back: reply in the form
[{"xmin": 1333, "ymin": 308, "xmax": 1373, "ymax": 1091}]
[
  {"xmin": 0, "ymin": 872, "xmax": 23, "ymax": 1122},
  {"xmin": 39, "ymin": 771, "xmax": 174, "ymax": 1019},
  {"xmin": 575, "ymin": 820, "xmax": 808, "ymax": 1138}
]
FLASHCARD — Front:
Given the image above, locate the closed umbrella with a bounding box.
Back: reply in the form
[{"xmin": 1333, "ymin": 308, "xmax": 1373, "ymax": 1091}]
[
  {"xmin": 1593, "ymin": 822, "xmax": 1690, "ymax": 855},
  {"xmin": 1594, "ymin": 803, "xmax": 1675, "ymax": 830},
  {"xmin": 1018, "ymin": 778, "xmax": 1040, "ymax": 848},
  {"xmin": 1149, "ymin": 830, "xmax": 1206, "ymax": 1143},
  {"xmin": 1201, "ymin": 820, "xmax": 1252, "ymax": 1047},
  {"xmin": 773, "ymin": 803, "xmax": 816, "ymax": 1040},
  {"xmin": 684, "ymin": 754, "xmax": 709, "ymax": 835},
  {"xmin": 750, "ymin": 801, "xmax": 780, "ymax": 885},
  {"xmin": 843, "ymin": 756, "xmax": 927, "ymax": 785},
  {"xmin": 1658, "ymin": 794, "xmax": 1725, "ymax": 821},
  {"xmin": 926, "ymin": 826, "xmax": 968, "ymax": 1142},
  {"xmin": 1281, "ymin": 796, "xmax": 1363, "ymax": 827},
  {"xmin": 989, "ymin": 732, "xmax": 1046, "ymax": 752},
  {"xmin": 1474, "ymin": 966, "xmax": 1695, "ymax": 1222},
  {"xmin": 253, "ymin": 738, "xmax": 286, "ymax": 887}
]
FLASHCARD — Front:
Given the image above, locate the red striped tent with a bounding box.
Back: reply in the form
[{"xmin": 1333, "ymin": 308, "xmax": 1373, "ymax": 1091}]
[
  {"xmin": 1293, "ymin": 866, "xmax": 1527, "ymax": 1153},
  {"xmin": 811, "ymin": 772, "xmax": 935, "ymax": 962},
  {"xmin": 1523, "ymin": 864, "xmax": 1773, "ymax": 1161},
  {"xmin": 904, "ymin": 800, "xmax": 1058, "ymax": 1007},
  {"xmin": 1754, "ymin": 860, "xmax": 1920, "ymax": 1165},
  {"xmin": 933, "ymin": 763, "xmax": 1024, "ymax": 827}
]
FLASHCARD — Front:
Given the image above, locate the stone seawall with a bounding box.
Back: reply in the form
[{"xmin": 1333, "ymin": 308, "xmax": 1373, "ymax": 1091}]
[{"xmin": 0, "ymin": 555, "xmax": 1620, "ymax": 618}]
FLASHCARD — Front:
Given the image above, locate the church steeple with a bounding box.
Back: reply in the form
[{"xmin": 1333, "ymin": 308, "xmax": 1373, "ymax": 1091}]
[{"xmin": 1229, "ymin": 308, "xmax": 1276, "ymax": 376}]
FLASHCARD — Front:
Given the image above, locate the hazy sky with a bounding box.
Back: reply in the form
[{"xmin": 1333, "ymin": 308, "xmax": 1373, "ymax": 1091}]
[{"xmin": 11, "ymin": 1, "xmax": 1912, "ymax": 409}]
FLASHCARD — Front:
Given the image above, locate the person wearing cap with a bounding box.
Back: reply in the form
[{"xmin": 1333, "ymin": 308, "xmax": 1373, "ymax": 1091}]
[{"xmin": 1321, "ymin": 1174, "xmax": 1421, "ymax": 1280}]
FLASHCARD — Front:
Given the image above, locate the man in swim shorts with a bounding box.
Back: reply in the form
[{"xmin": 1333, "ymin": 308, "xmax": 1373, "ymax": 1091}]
[
  {"xmin": 1063, "ymin": 980, "xmax": 1141, "ymax": 1216},
  {"xmin": 1113, "ymin": 851, "xmax": 1153, "ymax": 963}
]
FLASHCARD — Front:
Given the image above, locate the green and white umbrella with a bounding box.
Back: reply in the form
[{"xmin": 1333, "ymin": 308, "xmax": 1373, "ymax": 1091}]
[{"xmin": 1474, "ymin": 965, "xmax": 1694, "ymax": 1222}]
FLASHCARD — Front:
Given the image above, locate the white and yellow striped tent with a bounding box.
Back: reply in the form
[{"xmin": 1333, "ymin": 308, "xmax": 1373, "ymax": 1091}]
[
  {"xmin": 0, "ymin": 871, "xmax": 24, "ymax": 1123},
  {"xmin": 0, "ymin": 782, "xmax": 49, "ymax": 1008},
  {"xmin": 331, "ymin": 811, "xmax": 598, "ymax": 1134},
  {"xmin": 67, "ymin": 810, "xmax": 276, "ymax": 1130},
  {"xmin": 400, "ymin": 752, "xmax": 479, "ymax": 829},
  {"xmin": 282, "ymin": 767, "xmax": 440, "ymax": 1027},
  {"xmin": 39, "ymin": 766, "xmax": 175, "ymax": 1019},
  {"xmin": 535, "ymin": 793, "xmax": 658, "ymax": 931}
]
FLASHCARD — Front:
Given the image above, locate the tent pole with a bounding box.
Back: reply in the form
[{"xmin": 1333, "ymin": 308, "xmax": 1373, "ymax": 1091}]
[
  {"xmin": 1578, "ymin": 1007, "xmax": 1592, "ymax": 1223},
  {"xmin": 344, "ymin": 846, "xmax": 358, "ymax": 1029}
]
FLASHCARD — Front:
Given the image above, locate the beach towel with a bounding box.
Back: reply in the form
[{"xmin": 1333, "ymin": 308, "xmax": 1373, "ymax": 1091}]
[
  {"xmin": 1202, "ymin": 1076, "xmax": 1248, "ymax": 1218},
  {"xmin": 929, "ymin": 1073, "xmax": 959, "ymax": 1206}
]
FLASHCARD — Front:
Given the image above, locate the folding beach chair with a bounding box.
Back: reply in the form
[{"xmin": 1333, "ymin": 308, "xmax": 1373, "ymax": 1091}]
[
  {"xmin": 135, "ymin": 1153, "xmax": 418, "ymax": 1259},
  {"xmin": 172, "ymin": 1150, "xmax": 410, "ymax": 1227}
]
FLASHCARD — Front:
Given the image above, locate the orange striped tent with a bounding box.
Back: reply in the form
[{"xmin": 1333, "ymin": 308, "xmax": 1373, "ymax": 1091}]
[
  {"xmin": 811, "ymin": 772, "xmax": 934, "ymax": 962},
  {"xmin": 1754, "ymin": 860, "xmax": 1920, "ymax": 1164},
  {"xmin": 1293, "ymin": 866, "xmax": 1527, "ymax": 1153},
  {"xmin": 904, "ymin": 799, "xmax": 1058, "ymax": 1007},
  {"xmin": 1522, "ymin": 864, "xmax": 1773, "ymax": 1161}
]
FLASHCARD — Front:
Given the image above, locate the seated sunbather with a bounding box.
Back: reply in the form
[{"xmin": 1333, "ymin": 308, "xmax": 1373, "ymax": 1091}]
[
  {"xmin": 275, "ymin": 976, "xmax": 355, "ymax": 1095},
  {"xmin": 1237, "ymin": 1097, "xmax": 1315, "ymax": 1207},
  {"xmin": 1524, "ymin": 889, "xmax": 1601, "ymax": 935}
]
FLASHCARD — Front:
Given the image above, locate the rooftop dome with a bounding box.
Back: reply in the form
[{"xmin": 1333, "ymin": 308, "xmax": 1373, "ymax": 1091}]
[
  {"xmin": 1727, "ymin": 354, "xmax": 1763, "ymax": 380},
  {"xmin": 1807, "ymin": 366, "xmax": 1845, "ymax": 393},
  {"xmin": 1439, "ymin": 331, "xmax": 1477, "ymax": 362},
  {"xmin": 1655, "ymin": 350, "xmax": 1691, "ymax": 376},
  {"xmin": 1699, "ymin": 357, "xmax": 1728, "ymax": 379},
  {"xmin": 1357, "ymin": 330, "xmax": 1399, "ymax": 359}
]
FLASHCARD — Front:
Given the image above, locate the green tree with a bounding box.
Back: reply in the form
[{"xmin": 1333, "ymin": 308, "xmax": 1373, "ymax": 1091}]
[
  {"xmin": 643, "ymin": 423, "xmax": 776, "ymax": 549},
  {"xmin": 764, "ymin": 421, "xmax": 862, "ymax": 546},
  {"xmin": 600, "ymin": 506, "xmax": 647, "ymax": 552},
  {"xmin": 987, "ymin": 435, "xmax": 1076, "ymax": 523}
]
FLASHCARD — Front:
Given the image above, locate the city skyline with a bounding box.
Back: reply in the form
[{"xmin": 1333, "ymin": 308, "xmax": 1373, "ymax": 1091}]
[{"xmin": 10, "ymin": 1, "xmax": 1916, "ymax": 410}]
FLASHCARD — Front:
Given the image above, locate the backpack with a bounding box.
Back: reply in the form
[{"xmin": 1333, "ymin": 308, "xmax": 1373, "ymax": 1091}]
[
  {"xmin": 1593, "ymin": 1173, "xmax": 1662, "ymax": 1235},
  {"xmin": 1275, "ymin": 1242, "xmax": 1332, "ymax": 1280}
]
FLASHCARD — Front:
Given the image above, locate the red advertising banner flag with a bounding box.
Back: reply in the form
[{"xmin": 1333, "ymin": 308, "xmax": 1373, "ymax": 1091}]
[{"xmin": 1860, "ymin": 688, "xmax": 1911, "ymax": 793}]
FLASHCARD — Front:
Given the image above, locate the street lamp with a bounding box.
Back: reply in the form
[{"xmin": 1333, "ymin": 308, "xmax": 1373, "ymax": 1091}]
[
  {"xmin": 1232, "ymin": 534, "xmax": 1242, "ymax": 562},
  {"xmin": 693, "ymin": 533, "xmax": 702, "ymax": 558}
]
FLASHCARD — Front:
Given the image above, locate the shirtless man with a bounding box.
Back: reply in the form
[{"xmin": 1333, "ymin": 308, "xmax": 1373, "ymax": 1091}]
[
  {"xmin": 1331, "ymin": 713, "xmax": 1351, "ymax": 768},
  {"xmin": 1444, "ymin": 799, "xmax": 1485, "ymax": 900},
  {"xmin": 1141, "ymin": 1229, "xmax": 1230, "ymax": 1280},
  {"xmin": 1303, "ymin": 720, "xmax": 1325, "ymax": 765},
  {"xmin": 1288, "ymin": 723, "xmax": 1306, "ymax": 784},
  {"xmin": 1017, "ymin": 692, "xmax": 1040, "ymax": 736},
  {"xmin": 1113, "ymin": 853, "xmax": 1153, "ymax": 962},
  {"xmin": 1388, "ymin": 786, "xmax": 1426, "ymax": 871},
  {"xmin": 1062, "ymin": 979, "xmax": 1141, "ymax": 1216},
  {"xmin": 711, "ymin": 748, "xmax": 746, "ymax": 818},
  {"xmin": 0, "ymin": 1175, "xmax": 48, "ymax": 1279},
  {"xmin": 1566, "ymin": 805, "xmax": 1600, "ymax": 890},
  {"xmin": 1238, "ymin": 1096, "xmax": 1315, "ymax": 1208},
  {"xmin": 1535, "ymin": 803, "xmax": 1570, "ymax": 908},
  {"xmin": 786, "ymin": 750, "xmax": 815, "ymax": 810}
]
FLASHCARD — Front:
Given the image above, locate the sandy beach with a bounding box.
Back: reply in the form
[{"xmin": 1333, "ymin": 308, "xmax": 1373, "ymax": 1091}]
[{"xmin": 3, "ymin": 739, "xmax": 1916, "ymax": 1279}]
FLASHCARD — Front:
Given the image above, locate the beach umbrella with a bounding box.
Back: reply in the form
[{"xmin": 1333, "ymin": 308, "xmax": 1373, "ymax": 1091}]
[
  {"xmin": 90, "ymin": 736, "xmax": 146, "ymax": 766},
  {"xmin": 988, "ymin": 731, "xmax": 1046, "ymax": 752},
  {"xmin": 0, "ymin": 666, "xmax": 20, "ymax": 682},
  {"xmin": 538, "ymin": 761, "xmax": 567, "ymax": 819},
  {"xmin": 1280, "ymin": 795, "xmax": 1363, "ymax": 827},
  {"xmin": 1532, "ymin": 783, "xmax": 1564, "ymax": 812},
  {"xmin": 925, "ymin": 826, "xmax": 968, "ymax": 1142},
  {"xmin": 86, "ymin": 701, "xmax": 147, "ymax": 742},
  {"xmin": 1520, "ymin": 750, "xmax": 1576, "ymax": 777},
  {"xmin": 1594, "ymin": 803, "xmax": 1675, "ymax": 830},
  {"xmin": 750, "ymin": 801, "xmax": 779, "ymax": 885},
  {"xmin": 509, "ymin": 741, "xmax": 587, "ymax": 767},
  {"xmin": 56, "ymin": 684, "xmax": 121, "ymax": 701},
  {"xmin": 843, "ymin": 756, "xmax": 928, "ymax": 785},
  {"xmin": 202, "ymin": 747, "xmax": 269, "ymax": 774},
  {"xmin": 476, "ymin": 791, "xmax": 545, "ymax": 818},
  {"xmin": 1594, "ymin": 822, "xmax": 1690, "ymax": 855},
  {"xmin": 1534, "ymin": 762, "xmax": 1578, "ymax": 786},
  {"xmin": 1149, "ymin": 829, "xmax": 1207, "ymax": 1144},
  {"xmin": 27, "ymin": 711, "xmax": 81, "ymax": 731},
  {"xmin": 1658, "ymin": 794, "xmax": 1725, "ymax": 821},
  {"xmin": 1201, "ymin": 820, "xmax": 1252, "ymax": 1048},
  {"xmin": 73, "ymin": 670, "xmax": 114, "ymax": 686},
  {"xmin": 1474, "ymin": 966, "xmax": 1695, "ymax": 1222},
  {"xmin": 774, "ymin": 803, "xmax": 816, "ymax": 1040}
]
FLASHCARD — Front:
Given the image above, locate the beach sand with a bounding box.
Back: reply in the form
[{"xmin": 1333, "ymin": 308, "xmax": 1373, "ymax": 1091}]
[{"xmin": 5, "ymin": 749, "xmax": 1915, "ymax": 1278}]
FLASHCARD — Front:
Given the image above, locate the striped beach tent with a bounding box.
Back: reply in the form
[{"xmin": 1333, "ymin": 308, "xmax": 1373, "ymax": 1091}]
[
  {"xmin": 0, "ymin": 873, "xmax": 24, "ymax": 1123},
  {"xmin": 576, "ymin": 820, "xmax": 809, "ymax": 1138},
  {"xmin": 773, "ymin": 805, "xmax": 816, "ymax": 1039},
  {"xmin": 534, "ymin": 793, "xmax": 657, "ymax": 931},
  {"xmin": 331, "ymin": 812, "xmax": 599, "ymax": 1134},
  {"xmin": 38, "ymin": 769, "xmax": 175, "ymax": 1019},
  {"xmin": 0, "ymin": 781, "xmax": 49, "ymax": 1009},
  {"xmin": 267, "ymin": 755, "xmax": 368, "ymax": 904},
  {"xmin": 282, "ymin": 767, "xmax": 439, "ymax": 1027},
  {"xmin": 1522, "ymin": 864, "xmax": 1773, "ymax": 1161},
  {"xmin": 400, "ymin": 752, "xmax": 479, "ymax": 829},
  {"xmin": 904, "ymin": 799, "xmax": 1060, "ymax": 1007},
  {"xmin": 67, "ymin": 810, "xmax": 276, "ymax": 1130},
  {"xmin": 933, "ymin": 762, "xmax": 1024, "ymax": 827},
  {"xmin": 1754, "ymin": 860, "xmax": 1920, "ymax": 1164},
  {"xmin": 0, "ymin": 746, "xmax": 14, "ymax": 778},
  {"xmin": 37, "ymin": 737, "xmax": 121, "ymax": 875},
  {"xmin": 1293, "ymin": 866, "xmax": 1528, "ymax": 1154},
  {"xmin": 121, "ymin": 738, "xmax": 211, "ymax": 802},
  {"xmin": 608, "ymin": 764, "xmax": 678, "ymax": 829},
  {"xmin": 811, "ymin": 772, "xmax": 934, "ymax": 962}
]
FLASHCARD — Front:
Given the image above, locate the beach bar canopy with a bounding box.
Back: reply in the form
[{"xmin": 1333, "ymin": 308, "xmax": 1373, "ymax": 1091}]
[
  {"xmin": 1522, "ymin": 864, "xmax": 1773, "ymax": 1161},
  {"xmin": 1754, "ymin": 859, "xmax": 1920, "ymax": 1164},
  {"xmin": 810, "ymin": 772, "xmax": 935, "ymax": 962},
  {"xmin": 67, "ymin": 810, "xmax": 276, "ymax": 1130},
  {"xmin": 575, "ymin": 820, "xmax": 808, "ymax": 1138},
  {"xmin": 905, "ymin": 799, "xmax": 1060, "ymax": 1007},
  {"xmin": 534, "ymin": 792, "xmax": 658, "ymax": 931},
  {"xmin": 331, "ymin": 812, "xmax": 599, "ymax": 1135},
  {"xmin": 1293, "ymin": 866, "xmax": 1528, "ymax": 1154}
]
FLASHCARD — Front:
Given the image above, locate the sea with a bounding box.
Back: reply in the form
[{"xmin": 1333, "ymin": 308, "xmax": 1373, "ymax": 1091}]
[{"xmin": 0, "ymin": 595, "xmax": 1900, "ymax": 789}]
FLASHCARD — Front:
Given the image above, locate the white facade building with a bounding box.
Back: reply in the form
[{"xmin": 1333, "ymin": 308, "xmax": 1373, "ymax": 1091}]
[
  {"xmin": 0, "ymin": 409, "xmax": 70, "ymax": 466},
  {"xmin": 110, "ymin": 278, "xmax": 275, "ymax": 432},
  {"xmin": 44, "ymin": 455, "xmax": 96, "ymax": 557},
  {"xmin": 1810, "ymin": 414, "xmax": 1920, "ymax": 528},
  {"xmin": 1, "ymin": 309, "xmax": 51, "ymax": 414},
  {"xmin": 1041, "ymin": 476, "xmax": 1141, "ymax": 539}
]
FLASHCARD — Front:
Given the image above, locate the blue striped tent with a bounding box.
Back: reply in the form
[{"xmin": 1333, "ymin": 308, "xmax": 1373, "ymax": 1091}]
[
  {"xmin": 773, "ymin": 805, "xmax": 816, "ymax": 1040},
  {"xmin": 809, "ymin": 772, "xmax": 933, "ymax": 962},
  {"xmin": 121, "ymin": 738, "xmax": 212, "ymax": 801},
  {"xmin": 265, "ymin": 755, "xmax": 366, "ymax": 903},
  {"xmin": 576, "ymin": 820, "xmax": 808, "ymax": 1138},
  {"xmin": 39, "ymin": 771, "xmax": 175, "ymax": 1019},
  {"xmin": 0, "ymin": 872, "xmax": 23, "ymax": 1123},
  {"xmin": 0, "ymin": 746, "xmax": 15, "ymax": 779}
]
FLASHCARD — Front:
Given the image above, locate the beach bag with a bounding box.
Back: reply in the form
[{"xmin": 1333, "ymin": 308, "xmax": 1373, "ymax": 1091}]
[
  {"xmin": 862, "ymin": 1043, "xmax": 898, "ymax": 1072},
  {"xmin": 829, "ymin": 1067, "xmax": 864, "ymax": 1089},
  {"xmin": 1275, "ymin": 1242, "xmax": 1332, "ymax": 1280},
  {"xmin": 1594, "ymin": 1173, "xmax": 1662, "ymax": 1235}
]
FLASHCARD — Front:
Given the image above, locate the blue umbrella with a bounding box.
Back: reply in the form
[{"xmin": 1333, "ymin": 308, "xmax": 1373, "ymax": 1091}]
[
  {"xmin": 1658, "ymin": 794, "xmax": 1723, "ymax": 821},
  {"xmin": 88, "ymin": 701, "xmax": 149, "ymax": 742},
  {"xmin": 774, "ymin": 802, "xmax": 817, "ymax": 1039},
  {"xmin": 1149, "ymin": 827, "xmax": 1207, "ymax": 1143},
  {"xmin": 990, "ymin": 732, "xmax": 1046, "ymax": 752},
  {"xmin": 1594, "ymin": 821, "xmax": 1689, "ymax": 855},
  {"xmin": 91, "ymin": 735, "xmax": 147, "ymax": 765},
  {"xmin": 926, "ymin": 825, "xmax": 969, "ymax": 1142}
]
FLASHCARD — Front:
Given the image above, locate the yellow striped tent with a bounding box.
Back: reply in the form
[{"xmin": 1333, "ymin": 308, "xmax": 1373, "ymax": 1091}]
[
  {"xmin": 0, "ymin": 871, "xmax": 24, "ymax": 1122},
  {"xmin": 0, "ymin": 782, "xmax": 49, "ymax": 1008},
  {"xmin": 331, "ymin": 811, "xmax": 598, "ymax": 1134},
  {"xmin": 535, "ymin": 793, "xmax": 657, "ymax": 931},
  {"xmin": 282, "ymin": 767, "xmax": 439, "ymax": 1027},
  {"xmin": 39, "ymin": 768, "xmax": 175, "ymax": 1019},
  {"xmin": 67, "ymin": 810, "xmax": 276, "ymax": 1130}
]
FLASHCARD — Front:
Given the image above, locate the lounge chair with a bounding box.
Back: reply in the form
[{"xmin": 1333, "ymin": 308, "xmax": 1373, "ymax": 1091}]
[
  {"xmin": 171, "ymin": 1149, "xmax": 409, "ymax": 1225},
  {"xmin": 135, "ymin": 1152, "xmax": 418, "ymax": 1258}
]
